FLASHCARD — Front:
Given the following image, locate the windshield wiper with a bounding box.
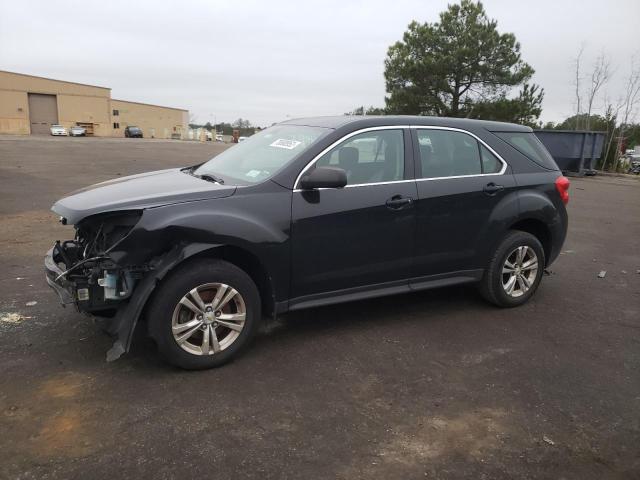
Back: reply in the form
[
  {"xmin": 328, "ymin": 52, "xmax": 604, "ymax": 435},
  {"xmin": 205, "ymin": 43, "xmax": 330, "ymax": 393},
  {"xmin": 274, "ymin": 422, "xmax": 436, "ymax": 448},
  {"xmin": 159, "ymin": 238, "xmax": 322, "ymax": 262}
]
[{"xmin": 197, "ymin": 173, "xmax": 225, "ymax": 184}]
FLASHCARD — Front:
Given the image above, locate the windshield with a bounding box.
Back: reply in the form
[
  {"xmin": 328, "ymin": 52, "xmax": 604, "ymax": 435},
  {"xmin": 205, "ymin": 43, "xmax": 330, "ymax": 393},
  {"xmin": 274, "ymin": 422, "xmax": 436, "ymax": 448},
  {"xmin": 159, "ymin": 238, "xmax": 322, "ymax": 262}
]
[{"xmin": 194, "ymin": 125, "xmax": 329, "ymax": 184}]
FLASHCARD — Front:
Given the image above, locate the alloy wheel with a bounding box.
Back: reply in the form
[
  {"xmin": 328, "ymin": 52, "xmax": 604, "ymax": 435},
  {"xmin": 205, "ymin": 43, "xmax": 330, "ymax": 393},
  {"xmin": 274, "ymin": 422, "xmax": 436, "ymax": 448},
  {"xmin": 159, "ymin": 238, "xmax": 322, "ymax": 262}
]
[
  {"xmin": 171, "ymin": 283, "xmax": 246, "ymax": 356},
  {"xmin": 501, "ymin": 246, "xmax": 539, "ymax": 298}
]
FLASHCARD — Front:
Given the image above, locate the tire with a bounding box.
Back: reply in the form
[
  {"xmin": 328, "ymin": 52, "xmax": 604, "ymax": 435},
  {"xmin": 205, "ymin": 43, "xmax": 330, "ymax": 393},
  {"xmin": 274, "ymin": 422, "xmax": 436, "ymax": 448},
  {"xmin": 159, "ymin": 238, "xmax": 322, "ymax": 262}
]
[
  {"xmin": 479, "ymin": 230, "xmax": 545, "ymax": 308},
  {"xmin": 147, "ymin": 258, "xmax": 261, "ymax": 369}
]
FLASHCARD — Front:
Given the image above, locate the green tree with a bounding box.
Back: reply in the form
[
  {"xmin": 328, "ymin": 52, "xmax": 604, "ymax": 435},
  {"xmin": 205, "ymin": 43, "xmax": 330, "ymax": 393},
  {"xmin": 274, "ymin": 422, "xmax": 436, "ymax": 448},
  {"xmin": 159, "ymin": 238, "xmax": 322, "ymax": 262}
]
[
  {"xmin": 625, "ymin": 124, "xmax": 640, "ymax": 148},
  {"xmin": 384, "ymin": 0, "xmax": 541, "ymax": 123},
  {"xmin": 466, "ymin": 83, "xmax": 543, "ymax": 127},
  {"xmin": 232, "ymin": 118, "xmax": 252, "ymax": 129},
  {"xmin": 553, "ymin": 113, "xmax": 611, "ymax": 132},
  {"xmin": 345, "ymin": 106, "xmax": 386, "ymax": 116}
]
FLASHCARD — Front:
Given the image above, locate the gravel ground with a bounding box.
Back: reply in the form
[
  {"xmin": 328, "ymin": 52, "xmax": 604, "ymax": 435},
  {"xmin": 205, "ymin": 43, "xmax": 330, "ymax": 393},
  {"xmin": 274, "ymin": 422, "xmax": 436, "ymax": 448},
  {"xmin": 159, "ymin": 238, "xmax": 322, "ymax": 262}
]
[{"xmin": 0, "ymin": 135, "xmax": 639, "ymax": 479}]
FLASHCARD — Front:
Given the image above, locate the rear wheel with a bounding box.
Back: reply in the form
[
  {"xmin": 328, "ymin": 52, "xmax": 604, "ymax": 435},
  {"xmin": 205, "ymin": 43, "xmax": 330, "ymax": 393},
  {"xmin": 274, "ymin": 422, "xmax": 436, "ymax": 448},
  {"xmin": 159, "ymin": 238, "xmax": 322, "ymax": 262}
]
[
  {"xmin": 479, "ymin": 231, "xmax": 545, "ymax": 308},
  {"xmin": 147, "ymin": 259, "xmax": 261, "ymax": 369}
]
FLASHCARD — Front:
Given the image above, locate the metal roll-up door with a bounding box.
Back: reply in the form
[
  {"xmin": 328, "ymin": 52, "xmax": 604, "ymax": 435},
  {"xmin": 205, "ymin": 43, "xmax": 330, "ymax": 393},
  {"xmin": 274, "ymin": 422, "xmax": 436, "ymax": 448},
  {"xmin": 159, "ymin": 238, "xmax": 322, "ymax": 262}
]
[{"xmin": 28, "ymin": 93, "xmax": 58, "ymax": 134}]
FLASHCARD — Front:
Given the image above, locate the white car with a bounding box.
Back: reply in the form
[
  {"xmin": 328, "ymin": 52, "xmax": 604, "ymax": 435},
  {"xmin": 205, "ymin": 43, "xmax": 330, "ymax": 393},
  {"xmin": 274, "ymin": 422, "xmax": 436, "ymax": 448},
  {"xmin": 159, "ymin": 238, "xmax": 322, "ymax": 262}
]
[
  {"xmin": 238, "ymin": 136, "xmax": 248, "ymax": 142},
  {"xmin": 69, "ymin": 126, "xmax": 86, "ymax": 137},
  {"xmin": 215, "ymin": 134, "xmax": 224, "ymax": 142},
  {"xmin": 50, "ymin": 125, "xmax": 68, "ymax": 136}
]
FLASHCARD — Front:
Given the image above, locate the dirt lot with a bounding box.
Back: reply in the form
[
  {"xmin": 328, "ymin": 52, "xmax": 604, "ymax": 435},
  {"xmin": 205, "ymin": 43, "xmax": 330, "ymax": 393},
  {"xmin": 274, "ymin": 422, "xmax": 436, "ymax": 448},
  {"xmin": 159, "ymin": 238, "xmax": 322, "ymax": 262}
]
[{"xmin": 0, "ymin": 135, "xmax": 639, "ymax": 479}]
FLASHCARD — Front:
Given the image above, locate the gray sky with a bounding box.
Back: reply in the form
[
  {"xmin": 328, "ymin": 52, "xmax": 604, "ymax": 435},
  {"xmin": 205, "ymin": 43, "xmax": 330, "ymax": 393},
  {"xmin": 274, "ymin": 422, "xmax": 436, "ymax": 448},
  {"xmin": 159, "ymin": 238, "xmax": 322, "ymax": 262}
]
[{"xmin": 2, "ymin": 0, "xmax": 638, "ymax": 126}]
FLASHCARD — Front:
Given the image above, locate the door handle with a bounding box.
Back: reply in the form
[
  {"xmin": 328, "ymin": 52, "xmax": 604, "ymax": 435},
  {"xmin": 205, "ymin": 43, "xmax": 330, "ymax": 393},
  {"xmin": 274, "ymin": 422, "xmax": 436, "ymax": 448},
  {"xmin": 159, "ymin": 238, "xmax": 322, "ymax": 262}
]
[
  {"xmin": 483, "ymin": 183, "xmax": 504, "ymax": 195},
  {"xmin": 386, "ymin": 195, "xmax": 414, "ymax": 210}
]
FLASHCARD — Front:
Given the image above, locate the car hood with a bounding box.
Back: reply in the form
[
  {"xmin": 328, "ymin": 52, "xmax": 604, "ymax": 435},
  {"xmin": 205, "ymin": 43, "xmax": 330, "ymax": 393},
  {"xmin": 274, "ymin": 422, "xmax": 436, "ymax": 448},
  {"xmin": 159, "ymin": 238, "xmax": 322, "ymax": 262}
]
[{"xmin": 52, "ymin": 168, "xmax": 236, "ymax": 224}]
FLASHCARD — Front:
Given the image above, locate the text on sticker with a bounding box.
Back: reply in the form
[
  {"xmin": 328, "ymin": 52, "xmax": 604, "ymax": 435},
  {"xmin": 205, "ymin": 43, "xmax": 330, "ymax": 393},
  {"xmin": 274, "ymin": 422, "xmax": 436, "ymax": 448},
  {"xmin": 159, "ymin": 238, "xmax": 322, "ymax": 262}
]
[{"xmin": 269, "ymin": 139, "xmax": 302, "ymax": 150}]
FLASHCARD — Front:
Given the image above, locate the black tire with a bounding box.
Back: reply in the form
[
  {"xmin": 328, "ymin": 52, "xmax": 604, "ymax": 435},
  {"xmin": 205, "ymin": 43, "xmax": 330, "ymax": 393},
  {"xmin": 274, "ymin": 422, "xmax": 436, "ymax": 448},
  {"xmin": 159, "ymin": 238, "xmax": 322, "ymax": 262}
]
[
  {"xmin": 147, "ymin": 258, "xmax": 261, "ymax": 369},
  {"xmin": 479, "ymin": 230, "xmax": 545, "ymax": 308}
]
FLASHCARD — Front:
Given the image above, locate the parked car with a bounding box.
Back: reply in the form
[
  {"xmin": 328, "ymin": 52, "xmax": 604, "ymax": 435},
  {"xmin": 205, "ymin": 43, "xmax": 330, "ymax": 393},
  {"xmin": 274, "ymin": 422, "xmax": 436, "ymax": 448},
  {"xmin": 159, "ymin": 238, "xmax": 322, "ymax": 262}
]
[
  {"xmin": 45, "ymin": 116, "xmax": 569, "ymax": 369},
  {"xmin": 69, "ymin": 126, "xmax": 86, "ymax": 137},
  {"xmin": 50, "ymin": 124, "xmax": 68, "ymax": 136},
  {"xmin": 215, "ymin": 134, "xmax": 224, "ymax": 142},
  {"xmin": 124, "ymin": 126, "xmax": 143, "ymax": 138}
]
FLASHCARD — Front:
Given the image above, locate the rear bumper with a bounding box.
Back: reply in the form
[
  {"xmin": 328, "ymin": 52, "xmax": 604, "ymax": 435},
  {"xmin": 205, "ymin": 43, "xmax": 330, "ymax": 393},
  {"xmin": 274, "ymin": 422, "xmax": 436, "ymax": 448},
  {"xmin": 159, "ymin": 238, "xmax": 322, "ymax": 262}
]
[{"xmin": 547, "ymin": 205, "xmax": 568, "ymax": 267}]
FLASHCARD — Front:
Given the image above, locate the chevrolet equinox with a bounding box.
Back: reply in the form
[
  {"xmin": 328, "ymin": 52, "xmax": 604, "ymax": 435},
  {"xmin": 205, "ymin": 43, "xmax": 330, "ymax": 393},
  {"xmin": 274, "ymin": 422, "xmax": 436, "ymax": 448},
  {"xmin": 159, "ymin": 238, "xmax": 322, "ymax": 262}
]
[{"xmin": 45, "ymin": 116, "xmax": 569, "ymax": 369}]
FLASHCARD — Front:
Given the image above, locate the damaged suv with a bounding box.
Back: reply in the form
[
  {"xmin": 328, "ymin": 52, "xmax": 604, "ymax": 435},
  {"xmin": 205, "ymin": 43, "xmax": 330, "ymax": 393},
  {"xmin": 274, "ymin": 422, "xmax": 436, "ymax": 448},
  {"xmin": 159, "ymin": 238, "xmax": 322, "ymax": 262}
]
[{"xmin": 45, "ymin": 116, "xmax": 569, "ymax": 369}]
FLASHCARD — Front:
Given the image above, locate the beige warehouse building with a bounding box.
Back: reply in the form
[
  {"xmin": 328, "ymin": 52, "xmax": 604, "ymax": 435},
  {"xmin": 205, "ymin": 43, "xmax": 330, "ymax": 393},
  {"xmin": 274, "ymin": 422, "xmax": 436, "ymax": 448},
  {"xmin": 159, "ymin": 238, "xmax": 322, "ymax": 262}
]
[{"xmin": 0, "ymin": 70, "xmax": 188, "ymax": 138}]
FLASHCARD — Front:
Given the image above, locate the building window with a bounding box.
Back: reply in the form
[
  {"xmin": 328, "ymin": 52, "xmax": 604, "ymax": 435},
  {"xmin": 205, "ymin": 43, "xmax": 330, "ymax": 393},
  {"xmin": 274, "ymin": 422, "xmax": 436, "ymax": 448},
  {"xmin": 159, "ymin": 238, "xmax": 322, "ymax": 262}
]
[
  {"xmin": 113, "ymin": 122, "xmax": 120, "ymax": 129},
  {"xmin": 112, "ymin": 109, "xmax": 119, "ymax": 116}
]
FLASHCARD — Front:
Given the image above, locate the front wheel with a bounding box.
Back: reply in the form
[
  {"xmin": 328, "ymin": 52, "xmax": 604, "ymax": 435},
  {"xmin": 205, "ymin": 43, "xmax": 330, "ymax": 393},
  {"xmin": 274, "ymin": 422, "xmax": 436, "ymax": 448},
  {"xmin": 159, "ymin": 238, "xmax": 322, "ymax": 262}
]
[
  {"xmin": 479, "ymin": 231, "xmax": 545, "ymax": 308},
  {"xmin": 147, "ymin": 259, "xmax": 261, "ymax": 369}
]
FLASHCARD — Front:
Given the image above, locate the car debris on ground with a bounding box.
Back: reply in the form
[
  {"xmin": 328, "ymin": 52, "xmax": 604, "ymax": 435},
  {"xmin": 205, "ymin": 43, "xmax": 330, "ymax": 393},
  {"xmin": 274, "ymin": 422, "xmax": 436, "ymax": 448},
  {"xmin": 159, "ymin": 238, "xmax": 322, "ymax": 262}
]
[{"xmin": 0, "ymin": 312, "xmax": 29, "ymax": 324}]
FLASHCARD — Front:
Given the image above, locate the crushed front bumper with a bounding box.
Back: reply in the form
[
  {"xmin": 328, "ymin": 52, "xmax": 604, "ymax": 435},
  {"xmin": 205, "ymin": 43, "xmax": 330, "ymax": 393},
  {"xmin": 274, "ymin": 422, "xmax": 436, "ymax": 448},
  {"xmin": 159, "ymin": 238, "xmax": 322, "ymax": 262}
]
[
  {"xmin": 44, "ymin": 247, "xmax": 76, "ymax": 306},
  {"xmin": 44, "ymin": 241, "xmax": 204, "ymax": 362},
  {"xmin": 45, "ymin": 244, "xmax": 132, "ymax": 361}
]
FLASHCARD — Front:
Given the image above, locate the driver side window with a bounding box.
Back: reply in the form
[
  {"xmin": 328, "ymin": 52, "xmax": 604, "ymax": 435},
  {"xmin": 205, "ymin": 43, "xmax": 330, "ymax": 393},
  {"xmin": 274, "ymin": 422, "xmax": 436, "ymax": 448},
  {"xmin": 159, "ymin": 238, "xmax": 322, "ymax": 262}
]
[{"xmin": 315, "ymin": 129, "xmax": 404, "ymax": 185}]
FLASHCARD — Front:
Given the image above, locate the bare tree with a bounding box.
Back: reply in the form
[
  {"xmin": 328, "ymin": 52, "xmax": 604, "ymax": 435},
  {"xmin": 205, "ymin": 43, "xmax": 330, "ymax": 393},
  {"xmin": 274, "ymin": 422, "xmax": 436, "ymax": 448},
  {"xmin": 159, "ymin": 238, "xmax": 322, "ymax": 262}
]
[
  {"xmin": 613, "ymin": 57, "xmax": 640, "ymax": 171},
  {"xmin": 600, "ymin": 95, "xmax": 623, "ymax": 171},
  {"xmin": 573, "ymin": 44, "xmax": 585, "ymax": 130},
  {"xmin": 585, "ymin": 53, "xmax": 612, "ymax": 130}
]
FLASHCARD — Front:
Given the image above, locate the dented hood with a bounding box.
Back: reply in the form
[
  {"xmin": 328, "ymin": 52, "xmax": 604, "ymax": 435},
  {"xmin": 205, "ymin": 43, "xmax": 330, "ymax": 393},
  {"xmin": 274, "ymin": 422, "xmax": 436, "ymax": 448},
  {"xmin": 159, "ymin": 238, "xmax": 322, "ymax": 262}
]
[{"xmin": 52, "ymin": 168, "xmax": 236, "ymax": 224}]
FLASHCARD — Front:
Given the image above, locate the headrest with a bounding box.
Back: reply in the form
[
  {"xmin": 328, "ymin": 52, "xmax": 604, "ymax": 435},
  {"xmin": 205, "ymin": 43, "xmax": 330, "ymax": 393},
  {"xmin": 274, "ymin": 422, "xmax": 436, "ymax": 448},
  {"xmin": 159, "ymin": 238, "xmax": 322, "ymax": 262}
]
[{"xmin": 338, "ymin": 146, "xmax": 359, "ymax": 169}]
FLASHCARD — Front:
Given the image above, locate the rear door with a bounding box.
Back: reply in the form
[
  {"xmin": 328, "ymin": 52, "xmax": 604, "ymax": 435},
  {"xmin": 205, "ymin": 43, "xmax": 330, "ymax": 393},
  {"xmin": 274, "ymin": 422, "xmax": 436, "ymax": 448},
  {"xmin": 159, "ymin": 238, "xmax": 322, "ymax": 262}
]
[
  {"xmin": 290, "ymin": 127, "xmax": 417, "ymax": 302},
  {"xmin": 410, "ymin": 127, "xmax": 516, "ymax": 282}
]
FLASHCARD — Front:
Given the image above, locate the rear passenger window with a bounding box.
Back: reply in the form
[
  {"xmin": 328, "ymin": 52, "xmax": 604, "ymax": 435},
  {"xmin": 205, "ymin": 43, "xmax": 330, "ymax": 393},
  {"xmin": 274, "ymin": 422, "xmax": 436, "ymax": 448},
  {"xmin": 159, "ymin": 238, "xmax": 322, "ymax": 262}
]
[
  {"xmin": 416, "ymin": 130, "xmax": 481, "ymax": 178},
  {"xmin": 480, "ymin": 144, "xmax": 502, "ymax": 174},
  {"xmin": 315, "ymin": 129, "xmax": 404, "ymax": 185},
  {"xmin": 417, "ymin": 129, "xmax": 502, "ymax": 178}
]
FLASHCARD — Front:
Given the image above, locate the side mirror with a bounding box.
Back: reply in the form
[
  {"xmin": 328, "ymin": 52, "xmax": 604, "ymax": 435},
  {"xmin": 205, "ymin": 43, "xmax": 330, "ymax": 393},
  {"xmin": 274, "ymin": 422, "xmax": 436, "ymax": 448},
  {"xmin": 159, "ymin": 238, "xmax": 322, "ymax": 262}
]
[{"xmin": 299, "ymin": 167, "xmax": 347, "ymax": 190}]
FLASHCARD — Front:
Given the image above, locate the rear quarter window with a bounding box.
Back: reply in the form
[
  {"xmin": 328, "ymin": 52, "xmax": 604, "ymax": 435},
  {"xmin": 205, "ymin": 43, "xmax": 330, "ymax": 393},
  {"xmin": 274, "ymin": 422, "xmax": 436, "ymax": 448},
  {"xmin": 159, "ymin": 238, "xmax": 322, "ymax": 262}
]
[{"xmin": 494, "ymin": 132, "xmax": 559, "ymax": 170}]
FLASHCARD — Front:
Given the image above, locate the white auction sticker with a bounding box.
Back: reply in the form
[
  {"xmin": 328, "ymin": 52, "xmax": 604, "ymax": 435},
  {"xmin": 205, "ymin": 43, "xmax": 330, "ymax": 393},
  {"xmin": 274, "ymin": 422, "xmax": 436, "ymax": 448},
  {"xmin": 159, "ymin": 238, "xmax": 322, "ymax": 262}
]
[{"xmin": 269, "ymin": 139, "xmax": 302, "ymax": 150}]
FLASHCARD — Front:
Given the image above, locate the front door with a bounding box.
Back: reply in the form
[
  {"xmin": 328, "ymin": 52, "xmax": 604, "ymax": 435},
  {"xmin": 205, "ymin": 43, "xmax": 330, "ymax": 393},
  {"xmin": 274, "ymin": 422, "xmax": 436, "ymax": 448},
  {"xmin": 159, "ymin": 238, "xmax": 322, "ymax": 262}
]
[
  {"xmin": 290, "ymin": 127, "xmax": 417, "ymax": 302},
  {"xmin": 411, "ymin": 127, "xmax": 516, "ymax": 280}
]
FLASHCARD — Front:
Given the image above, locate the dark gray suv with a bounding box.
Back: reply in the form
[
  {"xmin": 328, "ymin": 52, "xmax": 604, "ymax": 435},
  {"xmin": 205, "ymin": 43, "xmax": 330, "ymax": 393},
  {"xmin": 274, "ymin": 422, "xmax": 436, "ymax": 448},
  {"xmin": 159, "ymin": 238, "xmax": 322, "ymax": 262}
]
[{"xmin": 45, "ymin": 116, "xmax": 569, "ymax": 369}]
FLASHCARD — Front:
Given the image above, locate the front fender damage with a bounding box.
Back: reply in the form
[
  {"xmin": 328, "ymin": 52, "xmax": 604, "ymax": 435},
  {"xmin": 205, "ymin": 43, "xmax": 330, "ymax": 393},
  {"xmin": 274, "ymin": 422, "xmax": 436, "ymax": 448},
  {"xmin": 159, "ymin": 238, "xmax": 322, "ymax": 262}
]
[
  {"xmin": 45, "ymin": 238, "xmax": 221, "ymax": 362},
  {"xmin": 104, "ymin": 243, "xmax": 222, "ymax": 361}
]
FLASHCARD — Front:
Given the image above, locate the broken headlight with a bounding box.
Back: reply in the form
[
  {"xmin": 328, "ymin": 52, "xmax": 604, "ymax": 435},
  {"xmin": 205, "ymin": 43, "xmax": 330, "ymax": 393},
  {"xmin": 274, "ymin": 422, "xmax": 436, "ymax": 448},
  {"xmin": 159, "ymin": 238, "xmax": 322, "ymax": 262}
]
[{"xmin": 77, "ymin": 210, "xmax": 142, "ymax": 258}]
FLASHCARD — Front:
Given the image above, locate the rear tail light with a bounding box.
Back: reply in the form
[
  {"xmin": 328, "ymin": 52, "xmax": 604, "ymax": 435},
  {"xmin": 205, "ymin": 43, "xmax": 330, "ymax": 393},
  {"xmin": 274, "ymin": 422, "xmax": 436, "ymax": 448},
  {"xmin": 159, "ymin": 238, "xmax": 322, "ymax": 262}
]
[{"xmin": 555, "ymin": 176, "xmax": 570, "ymax": 204}]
